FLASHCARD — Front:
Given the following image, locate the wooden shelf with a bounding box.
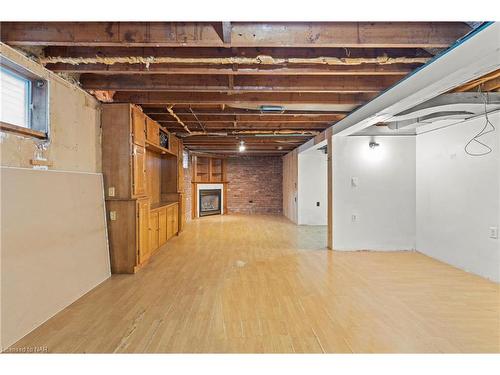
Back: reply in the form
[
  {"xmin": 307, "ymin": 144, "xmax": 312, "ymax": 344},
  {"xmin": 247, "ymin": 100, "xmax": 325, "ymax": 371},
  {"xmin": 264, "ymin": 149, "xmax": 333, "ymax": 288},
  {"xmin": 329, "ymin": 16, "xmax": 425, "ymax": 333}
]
[
  {"xmin": 192, "ymin": 155, "xmax": 226, "ymax": 185},
  {"xmin": 145, "ymin": 140, "xmax": 176, "ymax": 157},
  {"xmin": 150, "ymin": 201, "xmax": 178, "ymax": 211}
]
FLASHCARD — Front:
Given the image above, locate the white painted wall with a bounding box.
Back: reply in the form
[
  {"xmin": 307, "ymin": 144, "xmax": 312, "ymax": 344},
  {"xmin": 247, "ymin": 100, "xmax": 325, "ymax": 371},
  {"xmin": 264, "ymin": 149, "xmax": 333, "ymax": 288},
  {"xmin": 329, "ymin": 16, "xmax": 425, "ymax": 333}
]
[
  {"xmin": 298, "ymin": 150, "xmax": 327, "ymax": 225},
  {"xmin": 333, "ymin": 136, "xmax": 416, "ymax": 251},
  {"xmin": 416, "ymin": 113, "xmax": 500, "ymax": 282}
]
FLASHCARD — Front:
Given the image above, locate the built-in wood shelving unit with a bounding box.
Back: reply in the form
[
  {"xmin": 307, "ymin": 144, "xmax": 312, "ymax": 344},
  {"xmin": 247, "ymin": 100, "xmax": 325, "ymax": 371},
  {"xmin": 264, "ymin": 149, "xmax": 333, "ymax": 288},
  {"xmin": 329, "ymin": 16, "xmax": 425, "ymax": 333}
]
[
  {"xmin": 101, "ymin": 103, "xmax": 186, "ymax": 274},
  {"xmin": 192, "ymin": 155, "xmax": 226, "ymax": 183}
]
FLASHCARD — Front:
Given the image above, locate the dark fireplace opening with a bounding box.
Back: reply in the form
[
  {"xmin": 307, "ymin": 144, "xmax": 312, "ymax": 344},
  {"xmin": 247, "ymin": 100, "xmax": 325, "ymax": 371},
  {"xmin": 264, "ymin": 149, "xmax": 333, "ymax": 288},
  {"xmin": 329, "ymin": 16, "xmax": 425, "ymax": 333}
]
[{"xmin": 199, "ymin": 189, "xmax": 222, "ymax": 217}]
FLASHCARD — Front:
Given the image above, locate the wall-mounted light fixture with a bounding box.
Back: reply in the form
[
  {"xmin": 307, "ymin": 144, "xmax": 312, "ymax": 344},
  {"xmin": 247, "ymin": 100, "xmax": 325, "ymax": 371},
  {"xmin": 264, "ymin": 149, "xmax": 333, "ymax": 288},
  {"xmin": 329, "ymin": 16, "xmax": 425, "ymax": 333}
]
[
  {"xmin": 238, "ymin": 140, "xmax": 246, "ymax": 152},
  {"xmin": 369, "ymin": 141, "xmax": 380, "ymax": 149}
]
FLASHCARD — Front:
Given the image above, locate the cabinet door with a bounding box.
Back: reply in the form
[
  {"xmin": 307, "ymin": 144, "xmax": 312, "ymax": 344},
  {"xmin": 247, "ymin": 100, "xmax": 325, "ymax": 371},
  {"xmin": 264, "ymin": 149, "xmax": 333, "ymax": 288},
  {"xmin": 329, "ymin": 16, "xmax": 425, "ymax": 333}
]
[
  {"xmin": 132, "ymin": 144, "xmax": 146, "ymax": 197},
  {"xmin": 173, "ymin": 205, "xmax": 179, "ymax": 235},
  {"xmin": 146, "ymin": 118, "xmax": 160, "ymax": 145},
  {"xmin": 169, "ymin": 135, "xmax": 178, "ymax": 155},
  {"xmin": 166, "ymin": 206, "xmax": 174, "ymax": 240},
  {"xmin": 159, "ymin": 208, "xmax": 167, "ymax": 245},
  {"xmin": 149, "ymin": 211, "xmax": 159, "ymax": 252},
  {"xmin": 137, "ymin": 199, "xmax": 150, "ymax": 265},
  {"xmin": 178, "ymin": 194, "xmax": 185, "ymax": 233},
  {"xmin": 131, "ymin": 107, "xmax": 146, "ymax": 147}
]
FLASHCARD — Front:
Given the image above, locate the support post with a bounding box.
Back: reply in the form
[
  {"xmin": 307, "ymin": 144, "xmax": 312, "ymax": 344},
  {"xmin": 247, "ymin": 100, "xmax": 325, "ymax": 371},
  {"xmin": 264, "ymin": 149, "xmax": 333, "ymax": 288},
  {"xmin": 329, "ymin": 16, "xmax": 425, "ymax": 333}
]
[{"xmin": 327, "ymin": 134, "xmax": 333, "ymax": 250}]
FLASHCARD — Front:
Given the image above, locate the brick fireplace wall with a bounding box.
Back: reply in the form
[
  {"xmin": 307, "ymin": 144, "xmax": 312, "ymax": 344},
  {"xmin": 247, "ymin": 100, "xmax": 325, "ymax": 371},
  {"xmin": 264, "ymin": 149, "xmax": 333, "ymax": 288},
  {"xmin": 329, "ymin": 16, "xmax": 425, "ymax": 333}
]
[{"xmin": 225, "ymin": 156, "xmax": 283, "ymax": 215}]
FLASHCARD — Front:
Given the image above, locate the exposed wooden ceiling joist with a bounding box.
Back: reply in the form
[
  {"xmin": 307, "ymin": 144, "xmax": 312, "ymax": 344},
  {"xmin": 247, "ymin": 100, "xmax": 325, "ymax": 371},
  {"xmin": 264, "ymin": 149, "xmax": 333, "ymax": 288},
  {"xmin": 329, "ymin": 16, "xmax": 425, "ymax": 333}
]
[
  {"xmin": 113, "ymin": 91, "xmax": 376, "ymax": 105},
  {"xmin": 79, "ymin": 74, "xmax": 401, "ymax": 93},
  {"xmin": 164, "ymin": 122, "xmax": 331, "ymax": 130},
  {"xmin": 148, "ymin": 114, "xmax": 345, "ymax": 122},
  {"xmin": 1, "ymin": 22, "xmax": 471, "ymax": 48},
  {"xmin": 0, "ymin": 22, "xmax": 472, "ymax": 155},
  {"xmin": 141, "ymin": 107, "xmax": 347, "ymax": 116},
  {"xmin": 452, "ymin": 69, "xmax": 500, "ymax": 92},
  {"xmin": 44, "ymin": 62, "xmax": 421, "ymax": 76}
]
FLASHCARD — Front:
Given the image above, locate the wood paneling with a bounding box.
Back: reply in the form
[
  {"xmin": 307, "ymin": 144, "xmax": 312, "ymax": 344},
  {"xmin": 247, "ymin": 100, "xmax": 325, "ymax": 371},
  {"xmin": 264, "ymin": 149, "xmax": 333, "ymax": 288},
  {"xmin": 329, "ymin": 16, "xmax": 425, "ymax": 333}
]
[{"xmin": 282, "ymin": 149, "xmax": 298, "ymax": 223}]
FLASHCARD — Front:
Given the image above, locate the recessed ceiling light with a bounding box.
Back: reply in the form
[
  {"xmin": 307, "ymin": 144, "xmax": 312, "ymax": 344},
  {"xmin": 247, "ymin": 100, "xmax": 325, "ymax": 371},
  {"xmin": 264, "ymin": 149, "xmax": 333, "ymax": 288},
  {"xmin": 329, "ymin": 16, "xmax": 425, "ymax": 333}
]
[
  {"xmin": 238, "ymin": 141, "xmax": 246, "ymax": 152},
  {"xmin": 260, "ymin": 105, "xmax": 284, "ymax": 113}
]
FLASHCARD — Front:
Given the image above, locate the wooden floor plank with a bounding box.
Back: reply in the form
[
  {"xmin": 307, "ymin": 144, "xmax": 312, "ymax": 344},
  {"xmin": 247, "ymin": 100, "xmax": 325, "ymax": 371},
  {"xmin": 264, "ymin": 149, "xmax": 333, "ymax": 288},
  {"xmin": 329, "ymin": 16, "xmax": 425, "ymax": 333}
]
[{"xmin": 7, "ymin": 215, "xmax": 500, "ymax": 353}]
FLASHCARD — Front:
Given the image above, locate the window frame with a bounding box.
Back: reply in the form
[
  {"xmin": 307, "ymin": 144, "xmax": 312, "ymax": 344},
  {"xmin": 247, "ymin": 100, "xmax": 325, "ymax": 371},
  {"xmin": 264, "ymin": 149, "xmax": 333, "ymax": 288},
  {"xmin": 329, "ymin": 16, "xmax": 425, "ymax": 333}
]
[{"xmin": 0, "ymin": 57, "xmax": 49, "ymax": 139}]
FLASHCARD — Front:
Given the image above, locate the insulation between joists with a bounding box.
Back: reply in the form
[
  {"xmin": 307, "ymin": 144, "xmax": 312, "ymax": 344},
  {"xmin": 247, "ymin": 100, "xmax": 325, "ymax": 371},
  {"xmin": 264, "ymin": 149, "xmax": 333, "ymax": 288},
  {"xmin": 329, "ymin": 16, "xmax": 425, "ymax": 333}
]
[{"xmin": 40, "ymin": 55, "xmax": 430, "ymax": 67}]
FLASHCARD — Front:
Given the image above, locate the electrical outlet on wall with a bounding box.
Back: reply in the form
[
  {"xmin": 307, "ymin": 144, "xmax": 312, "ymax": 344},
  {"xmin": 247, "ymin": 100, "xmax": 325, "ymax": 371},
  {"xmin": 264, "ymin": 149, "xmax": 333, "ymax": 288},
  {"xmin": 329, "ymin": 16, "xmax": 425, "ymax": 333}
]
[
  {"xmin": 351, "ymin": 214, "xmax": 358, "ymax": 222},
  {"xmin": 351, "ymin": 177, "xmax": 359, "ymax": 188},
  {"xmin": 108, "ymin": 187, "xmax": 115, "ymax": 197},
  {"xmin": 109, "ymin": 211, "xmax": 117, "ymax": 221},
  {"xmin": 489, "ymin": 226, "xmax": 498, "ymax": 239}
]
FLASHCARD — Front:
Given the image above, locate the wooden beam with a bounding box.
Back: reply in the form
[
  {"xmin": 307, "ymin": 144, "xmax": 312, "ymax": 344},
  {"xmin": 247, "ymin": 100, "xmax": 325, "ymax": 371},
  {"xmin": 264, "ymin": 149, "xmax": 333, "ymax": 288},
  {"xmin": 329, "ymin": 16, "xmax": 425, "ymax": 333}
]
[
  {"xmin": 45, "ymin": 62, "xmax": 420, "ymax": 76},
  {"xmin": 213, "ymin": 22, "xmax": 232, "ymax": 45},
  {"xmin": 162, "ymin": 122, "xmax": 330, "ymax": 130},
  {"xmin": 1, "ymin": 22, "xmax": 470, "ymax": 47},
  {"xmin": 149, "ymin": 114, "xmax": 345, "ymax": 122},
  {"xmin": 80, "ymin": 74, "xmax": 399, "ymax": 93},
  {"xmin": 42, "ymin": 46, "xmax": 433, "ymax": 59},
  {"xmin": 230, "ymin": 22, "xmax": 471, "ymax": 48},
  {"xmin": 112, "ymin": 91, "xmax": 376, "ymax": 105},
  {"xmin": 142, "ymin": 107, "xmax": 348, "ymax": 116},
  {"xmin": 453, "ymin": 69, "xmax": 500, "ymax": 92}
]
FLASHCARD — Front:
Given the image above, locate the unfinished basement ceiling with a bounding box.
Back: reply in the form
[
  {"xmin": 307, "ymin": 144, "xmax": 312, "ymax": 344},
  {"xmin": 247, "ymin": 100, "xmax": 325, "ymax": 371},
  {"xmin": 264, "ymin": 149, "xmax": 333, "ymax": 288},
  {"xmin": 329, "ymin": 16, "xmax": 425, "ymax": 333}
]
[
  {"xmin": 354, "ymin": 70, "xmax": 500, "ymax": 136},
  {"xmin": 0, "ymin": 22, "xmax": 475, "ymax": 155}
]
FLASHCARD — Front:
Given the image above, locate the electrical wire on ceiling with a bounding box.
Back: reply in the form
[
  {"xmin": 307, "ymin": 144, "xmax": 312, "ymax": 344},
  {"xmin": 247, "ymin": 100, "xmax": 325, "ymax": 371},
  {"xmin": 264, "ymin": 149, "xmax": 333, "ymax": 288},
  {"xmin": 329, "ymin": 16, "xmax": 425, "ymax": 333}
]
[{"xmin": 464, "ymin": 90, "xmax": 496, "ymax": 156}]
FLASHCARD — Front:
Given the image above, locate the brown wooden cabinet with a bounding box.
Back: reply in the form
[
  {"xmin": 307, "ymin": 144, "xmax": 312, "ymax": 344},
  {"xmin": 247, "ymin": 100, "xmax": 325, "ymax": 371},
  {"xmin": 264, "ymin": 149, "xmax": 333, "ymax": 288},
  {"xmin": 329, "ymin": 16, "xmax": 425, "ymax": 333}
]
[
  {"xmin": 137, "ymin": 199, "xmax": 150, "ymax": 264},
  {"xmin": 159, "ymin": 208, "xmax": 167, "ymax": 245},
  {"xmin": 149, "ymin": 203, "xmax": 179, "ymax": 253},
  {"xmin": 146, "ymin": 117, "xmax": 160, "ymax": 145},
  {"xmin": 105, "ymin": 198, "xmax": 150, "ymax": 274},
  {"xmin": 102, "ymin": 103, "xmax": 186, "ymax": 274},
  {"xmin": 149, "ymin": 210, "xmax": 159, "ymax": 252},
  {"xmin": 132, "ymin": 144, "xmax": 146, "ymax": 197},
  {"xmin": 131, "ymin": 106, "xmax": 146, "ymax": 147}
]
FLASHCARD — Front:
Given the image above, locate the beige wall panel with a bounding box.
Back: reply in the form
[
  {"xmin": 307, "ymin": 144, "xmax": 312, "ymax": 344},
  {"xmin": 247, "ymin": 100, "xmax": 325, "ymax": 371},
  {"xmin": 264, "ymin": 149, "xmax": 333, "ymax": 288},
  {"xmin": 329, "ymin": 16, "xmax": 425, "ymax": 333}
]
[{"xmin": 0, "ymin": 167, "xmax": 110, "ymax": 350}]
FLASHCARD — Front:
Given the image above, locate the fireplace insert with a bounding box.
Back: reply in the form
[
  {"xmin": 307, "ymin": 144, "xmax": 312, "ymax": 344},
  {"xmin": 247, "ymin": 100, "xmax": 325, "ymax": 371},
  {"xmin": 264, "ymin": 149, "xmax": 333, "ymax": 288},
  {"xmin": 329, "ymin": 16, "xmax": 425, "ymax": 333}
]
[{"xmin": 199, "ymin": 189, "xmax": 222, "ymax": 217}]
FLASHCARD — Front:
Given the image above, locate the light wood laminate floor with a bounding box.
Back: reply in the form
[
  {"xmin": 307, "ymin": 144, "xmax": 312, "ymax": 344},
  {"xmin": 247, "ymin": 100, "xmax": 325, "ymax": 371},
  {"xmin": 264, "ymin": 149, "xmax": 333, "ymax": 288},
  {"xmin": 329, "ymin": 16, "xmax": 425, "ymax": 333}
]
[{"xmin": 10, "ymin": 215, "xmax": 500, "ymax": 353}]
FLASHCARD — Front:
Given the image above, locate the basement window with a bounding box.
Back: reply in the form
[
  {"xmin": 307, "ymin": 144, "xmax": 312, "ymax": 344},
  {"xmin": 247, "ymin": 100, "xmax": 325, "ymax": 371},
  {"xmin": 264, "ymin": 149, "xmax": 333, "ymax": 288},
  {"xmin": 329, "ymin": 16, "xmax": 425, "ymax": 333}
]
[
  {"xmin": 0, "ymin": 58, "xmax": 49, "ymax": 139},
  {"xmin": 183, "ymin": 149, "xmax": 189, "ymax": 169}
]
